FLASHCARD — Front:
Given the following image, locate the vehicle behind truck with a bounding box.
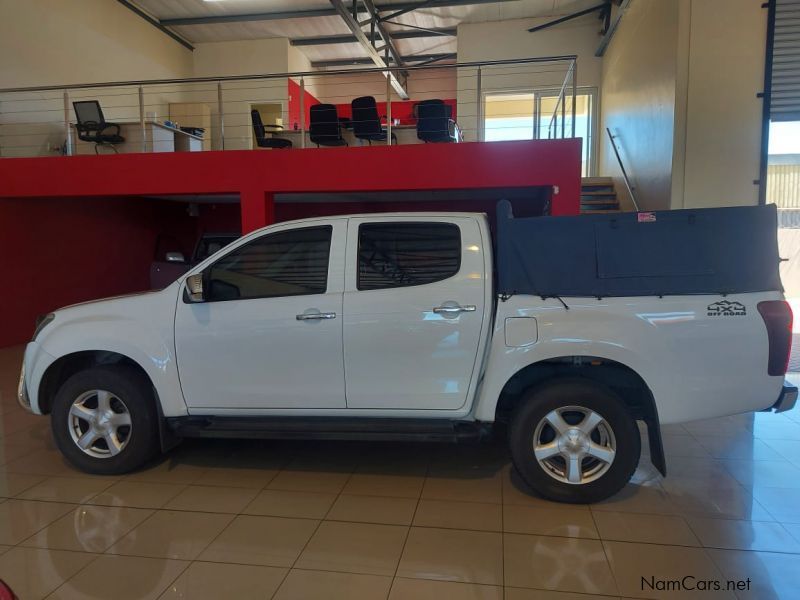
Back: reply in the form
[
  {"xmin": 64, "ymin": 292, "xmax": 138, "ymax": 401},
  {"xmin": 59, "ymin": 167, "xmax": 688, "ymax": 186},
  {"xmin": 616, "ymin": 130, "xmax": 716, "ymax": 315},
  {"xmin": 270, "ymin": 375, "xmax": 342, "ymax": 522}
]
[{"xmin": 18, "ymin": 202, "xmax": 796, "ymax": 503}]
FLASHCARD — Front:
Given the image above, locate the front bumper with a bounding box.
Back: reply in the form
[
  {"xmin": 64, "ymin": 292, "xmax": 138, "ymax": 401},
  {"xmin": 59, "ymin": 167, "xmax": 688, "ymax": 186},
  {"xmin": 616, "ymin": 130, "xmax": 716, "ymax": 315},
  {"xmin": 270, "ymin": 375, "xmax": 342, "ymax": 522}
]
[
  {"xmin": 17, "ymin": 362, "xmax": 31, "ymax": 413},
  {"xmin": 771, "ymin": 381, "xmax": 799, "ymax": 413}
]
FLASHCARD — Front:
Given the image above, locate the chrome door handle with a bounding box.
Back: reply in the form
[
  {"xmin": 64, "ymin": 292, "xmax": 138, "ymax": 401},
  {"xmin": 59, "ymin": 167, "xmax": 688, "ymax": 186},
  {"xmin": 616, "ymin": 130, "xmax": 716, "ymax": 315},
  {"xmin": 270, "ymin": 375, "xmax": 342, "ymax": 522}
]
[
  {"xmin": 296, "ymin": 312, "xmax": 336, "ymax": 321},
  {"xmin": 433, "ymin": 304, "xmax": 476, "ymax": 315}
]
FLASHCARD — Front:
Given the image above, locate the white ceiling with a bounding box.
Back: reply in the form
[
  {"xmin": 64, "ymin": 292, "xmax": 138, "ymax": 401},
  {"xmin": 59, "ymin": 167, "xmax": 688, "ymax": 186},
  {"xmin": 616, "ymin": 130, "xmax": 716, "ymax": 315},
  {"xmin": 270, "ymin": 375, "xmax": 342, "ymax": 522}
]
[{"xmin": 132, "ymin": 0, "xmax": 600, "ymax": 64}]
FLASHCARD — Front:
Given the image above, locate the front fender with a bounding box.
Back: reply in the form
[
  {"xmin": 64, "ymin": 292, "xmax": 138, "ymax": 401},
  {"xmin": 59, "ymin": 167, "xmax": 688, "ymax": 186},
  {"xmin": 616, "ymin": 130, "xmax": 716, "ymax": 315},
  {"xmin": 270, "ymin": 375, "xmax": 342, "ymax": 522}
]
[{"xmin": 29, "ymin": 285, "xmax": 187, "ymax": 417}]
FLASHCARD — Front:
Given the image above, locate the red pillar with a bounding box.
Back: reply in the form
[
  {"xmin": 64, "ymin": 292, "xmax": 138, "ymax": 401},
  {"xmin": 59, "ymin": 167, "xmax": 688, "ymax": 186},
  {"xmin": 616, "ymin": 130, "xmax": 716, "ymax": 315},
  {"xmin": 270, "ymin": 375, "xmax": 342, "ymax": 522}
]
[{"xmin": 240, "ymin": 189, "xmax": 275, "ymax": 234}]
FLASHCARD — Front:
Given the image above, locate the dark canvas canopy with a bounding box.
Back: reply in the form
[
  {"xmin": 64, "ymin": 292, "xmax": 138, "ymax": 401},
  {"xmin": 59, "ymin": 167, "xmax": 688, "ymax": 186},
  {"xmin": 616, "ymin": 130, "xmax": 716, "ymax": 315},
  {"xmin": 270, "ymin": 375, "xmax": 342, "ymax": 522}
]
[{"xmin": 495, "ymin": 200, "xmax": 783, "ymax": 298}]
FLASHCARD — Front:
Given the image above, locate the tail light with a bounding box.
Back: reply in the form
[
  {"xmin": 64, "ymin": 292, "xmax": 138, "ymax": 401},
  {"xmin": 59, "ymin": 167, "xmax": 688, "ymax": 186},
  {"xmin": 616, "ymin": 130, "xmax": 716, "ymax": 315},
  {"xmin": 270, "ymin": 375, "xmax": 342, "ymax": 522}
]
[{"xmin": 758, "ymin": 300, "xmax": 793, "ymax": 376}]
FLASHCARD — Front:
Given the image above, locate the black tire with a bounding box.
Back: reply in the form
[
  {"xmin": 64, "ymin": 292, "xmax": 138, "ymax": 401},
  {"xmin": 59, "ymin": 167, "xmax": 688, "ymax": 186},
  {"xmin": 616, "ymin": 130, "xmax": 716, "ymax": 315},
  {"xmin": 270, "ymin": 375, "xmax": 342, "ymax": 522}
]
[
  {"xmin": 508, "ymin": 377, "xmax": 640, "ymax": 504},
  {"xmin": 51, "ymin": 365, "xmax": 161, "ymax": 475}
]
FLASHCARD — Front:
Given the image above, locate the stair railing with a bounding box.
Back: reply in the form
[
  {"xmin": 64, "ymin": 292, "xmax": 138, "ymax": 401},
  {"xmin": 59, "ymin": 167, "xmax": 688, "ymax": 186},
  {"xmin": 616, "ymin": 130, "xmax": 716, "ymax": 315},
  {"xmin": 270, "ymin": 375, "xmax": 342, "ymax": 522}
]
[{"xmin": 606, "ymin": 127, "xmax": 640, "ymax": 211}]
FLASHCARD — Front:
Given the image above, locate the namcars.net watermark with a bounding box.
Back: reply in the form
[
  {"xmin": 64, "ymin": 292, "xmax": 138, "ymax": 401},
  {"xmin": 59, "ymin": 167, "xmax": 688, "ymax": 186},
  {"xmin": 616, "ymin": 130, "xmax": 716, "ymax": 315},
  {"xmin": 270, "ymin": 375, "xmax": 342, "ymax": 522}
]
[{"xmin": 642, "ymin": 576, "xmax": 751, "ymax": 593}]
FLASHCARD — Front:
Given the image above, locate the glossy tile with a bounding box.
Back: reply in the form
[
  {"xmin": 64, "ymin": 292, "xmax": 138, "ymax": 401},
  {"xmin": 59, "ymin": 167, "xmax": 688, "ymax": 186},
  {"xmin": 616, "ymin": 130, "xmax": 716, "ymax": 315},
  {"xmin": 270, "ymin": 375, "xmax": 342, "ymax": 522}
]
[
  {"xmin": 0, "ymin": 546, "xmax": 94, "ymax": 600},
  {"xmin": 0, "ymin": 499, "xmax": 74, "ymax": 545},
  {"xmin": 722, "ymin": 459, "xmax": 800, "ymax": 489},
  {"xmin": 158, "ymin": 561, "xmax": 287, "ymax": 600},
  {"xmin": 48, "ymin": 554, "xmax": 189, "ymax": 600},
  {"xmin": 697, "ymin": 435, "xmax": 783, "ymax": 460},
  {"xmin": 686, "ymin": 516, "xmax": 800, "ymax": 553},
  {"xmin": 752, "ymin": 487, "xmax": 800, "ymax": 522},
  {"xmin": 243, "ymin": 489, "xmax": 336, "ymax": 519},
  {"xmin": 17, "ymin": 475, "xmax": 116, "ymax": 503},
  {"xmin": 273, "ymin": 569, "xmax": 391, "ymax": 600},
  {"xmin": 0, "ymin": 471, "xmax": 45, "ymax": 497},
  {"xmin": 592, "ymin": 483, "xmax": 676, "ymax": 515},
  {"xmin": 23, "ymin": 504, "xmax": 152, "ymax": 552},
  {"xmin": 505, "ymin": 589, "xmax": 620, "ymax": 600},
  {"xmin": 421, "ymin": 468, "xmax": 502, "ymax": 504},
  {"xmin": 413, "ymin": 498, "xmax": 501, "ymax": 532},
  {"xmin": 296, "ymin": 520, "xmax": 407, "ymax": 576},
  {"xmin": 3, "ymin": 448, "xmax": 71, "ymax": 476},
  {"xmin": 191, "ymin": 466, "xmax": 279, "ymax": 489},
  {"xmin": 707, "ymin": 548, "xmax": 800, "ymax": 600},
  {"xmin": 503, "ymin": 533, "xmax": 617, "ymax": 595},
  {"xmin": 163, "ymin": 484, "xmax": 258, "ymax": 514},
  {"xmin": 342, "ymin": 472, "xmax": 425, "ymax": 499},
  {"xmin": 603, "ymin": 540, "xmax": 730, "ymax": 599},
  {"xmin": 199, "ymin": 514, "xmax": 318, "ymax": 567},
  {"xmin": 107, "ymin": 509, "xmax": 233, "ymax": 560},
  {"xmin": 591, "ymin": 511, "xmax": 700, "ymax": 546},
  {"xmin": 327, "ymin": 493, "xmax": 417, "ymax": 525},
  {"xmin": 503, "ymin": 504, "xmax": 598, "ymax": 539},
  {"xmin": 88, "ymin": 480, "xmax": 187, "ymax": 509},
  {"xmin": 397, "ymin": 526, "xmax": 503, "ymax": 585},
  {"xmin": 125, "ymin": 461, "xmax": 207, "ymax": 485},
  {"xmin": 389, "ymin": 577, "xmax": 503, "ymax": 600},
  {"xmin": 267, "ymin": 470, "xmax": 351, "ymax": 494}
]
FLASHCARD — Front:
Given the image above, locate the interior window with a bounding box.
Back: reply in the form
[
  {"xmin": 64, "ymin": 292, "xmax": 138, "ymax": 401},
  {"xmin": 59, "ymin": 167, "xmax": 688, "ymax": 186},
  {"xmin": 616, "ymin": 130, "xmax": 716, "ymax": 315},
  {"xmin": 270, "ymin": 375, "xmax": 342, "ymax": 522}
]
[
  {"xmin": 207, "ymin": 226, "xmax": 331, "ymax": 301},
  {"xmin": 358, "ymin": 223, "xmax": 461, "ymax": 291}
]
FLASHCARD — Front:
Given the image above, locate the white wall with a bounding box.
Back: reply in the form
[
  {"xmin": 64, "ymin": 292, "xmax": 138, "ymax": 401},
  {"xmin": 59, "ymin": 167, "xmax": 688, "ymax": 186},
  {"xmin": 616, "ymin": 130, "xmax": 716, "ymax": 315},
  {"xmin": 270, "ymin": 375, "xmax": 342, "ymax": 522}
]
[
  {"xmin": 456, "ymin": 15, "xmax": 603, "ymax": 142},
  {"xmin": 678, "ymin": 0, "xmax": 766, "ymax": 209},
  {"xmin": 599, "ymin": 0, "xmax": 682, "ymax": 211},
  {"xmin": 599, "ymin": 0, "xmax": 767, "ymax": 211},
  {"xmin": 0, "ymin": 0, "xmax": 193, "ymax": 157}
]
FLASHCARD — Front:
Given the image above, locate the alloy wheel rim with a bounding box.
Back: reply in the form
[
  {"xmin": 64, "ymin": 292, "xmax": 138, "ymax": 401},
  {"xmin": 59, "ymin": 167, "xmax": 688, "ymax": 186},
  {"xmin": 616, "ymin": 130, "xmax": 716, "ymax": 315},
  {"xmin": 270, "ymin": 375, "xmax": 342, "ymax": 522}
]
[
  {"xmin": 532, "ymin": 405, "xmax": 616, "ymax": 485},
  {"xmin": 68, "ymin": 389, "xmax": 132, "ymax": 458}
]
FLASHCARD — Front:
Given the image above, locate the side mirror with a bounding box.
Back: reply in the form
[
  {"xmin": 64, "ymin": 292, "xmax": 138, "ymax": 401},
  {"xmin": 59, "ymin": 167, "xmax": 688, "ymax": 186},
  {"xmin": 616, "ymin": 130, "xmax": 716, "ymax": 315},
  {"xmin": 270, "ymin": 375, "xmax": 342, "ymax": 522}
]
[
  {"xmin": 165, "ymin": 252, "xmax": 186, "ymax": 263},
  {"xmin": 185, "ymin": 273, "xmax": 204, "ymax": 302}
]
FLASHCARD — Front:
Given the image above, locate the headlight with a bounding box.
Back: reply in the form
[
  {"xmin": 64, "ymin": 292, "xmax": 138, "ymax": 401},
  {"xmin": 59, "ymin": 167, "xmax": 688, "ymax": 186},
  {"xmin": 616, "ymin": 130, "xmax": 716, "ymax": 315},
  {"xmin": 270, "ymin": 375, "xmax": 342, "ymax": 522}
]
[{"xmin": 32, "ymin": 313, "xmax": 55, "ymax": 342}]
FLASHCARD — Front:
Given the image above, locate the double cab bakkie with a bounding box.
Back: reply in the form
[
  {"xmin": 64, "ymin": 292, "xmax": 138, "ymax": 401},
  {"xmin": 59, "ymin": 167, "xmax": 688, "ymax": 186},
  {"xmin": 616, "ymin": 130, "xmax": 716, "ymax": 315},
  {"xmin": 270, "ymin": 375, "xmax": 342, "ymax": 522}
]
[{"xmin": 18, "ymin": 202, "xmax": 797, "ymax": 503}]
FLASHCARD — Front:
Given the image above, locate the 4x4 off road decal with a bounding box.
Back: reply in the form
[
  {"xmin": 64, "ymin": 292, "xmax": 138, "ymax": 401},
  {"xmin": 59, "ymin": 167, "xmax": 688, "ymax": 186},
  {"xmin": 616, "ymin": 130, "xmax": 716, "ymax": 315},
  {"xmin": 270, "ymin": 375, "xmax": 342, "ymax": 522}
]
[{"xmin": 707, "ymin": 300, "xmax": 746, "ymax": 317}]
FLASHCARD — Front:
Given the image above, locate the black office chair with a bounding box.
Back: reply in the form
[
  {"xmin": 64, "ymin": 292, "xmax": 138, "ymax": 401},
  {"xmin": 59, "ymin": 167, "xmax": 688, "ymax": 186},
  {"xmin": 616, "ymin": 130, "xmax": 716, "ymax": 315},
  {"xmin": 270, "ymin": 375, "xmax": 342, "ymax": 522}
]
[
  {"xmin": 351, "ymin": 96, "xmax": 397, "ymax": 145},
  {"xmin": 309, "ymin": 104, "xmax": 347, "ymax": 147},
  {"xmin": 416, "ymin": 99, "xmax": 460, "ymax": 143},
  {"xmin": 72, "ymin": 100, "xmax": 125, "ymax": 154},
  {"xmin": 251, "ymin": 110, "xmax": 292, "ymax": 149}
]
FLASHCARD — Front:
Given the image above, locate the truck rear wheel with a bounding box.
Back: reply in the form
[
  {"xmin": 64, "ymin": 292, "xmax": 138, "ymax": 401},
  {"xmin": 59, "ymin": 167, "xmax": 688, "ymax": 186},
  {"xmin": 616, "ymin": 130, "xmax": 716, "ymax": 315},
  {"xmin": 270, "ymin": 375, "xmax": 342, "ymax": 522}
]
[
  {"xmin": 508, "ymin": 378, "xmax": 640, "ymax": 504},
  {"xmin": 51, "ymin": 365, "xmax": 160, "ymax": 475}
]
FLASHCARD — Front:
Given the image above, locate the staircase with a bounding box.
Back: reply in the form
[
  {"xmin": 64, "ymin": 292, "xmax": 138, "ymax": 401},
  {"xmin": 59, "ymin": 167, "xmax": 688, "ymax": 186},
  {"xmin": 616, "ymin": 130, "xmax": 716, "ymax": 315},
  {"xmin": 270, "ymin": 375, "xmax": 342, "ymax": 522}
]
[{"xmin": 581, "ymin": 177, "xmax": 620, "ymax": 214}]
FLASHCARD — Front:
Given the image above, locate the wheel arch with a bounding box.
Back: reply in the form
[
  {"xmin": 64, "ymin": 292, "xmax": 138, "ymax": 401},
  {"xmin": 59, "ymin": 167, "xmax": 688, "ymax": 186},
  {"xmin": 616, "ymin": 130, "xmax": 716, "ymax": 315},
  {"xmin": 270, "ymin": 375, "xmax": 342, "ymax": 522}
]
[
  {"xmin": 38, "ymin": 350, "xmax": 179, "ymax": 453},
  {"xmin": 492, "ymin": 356, "xmax": 666, "ymax": 476}
]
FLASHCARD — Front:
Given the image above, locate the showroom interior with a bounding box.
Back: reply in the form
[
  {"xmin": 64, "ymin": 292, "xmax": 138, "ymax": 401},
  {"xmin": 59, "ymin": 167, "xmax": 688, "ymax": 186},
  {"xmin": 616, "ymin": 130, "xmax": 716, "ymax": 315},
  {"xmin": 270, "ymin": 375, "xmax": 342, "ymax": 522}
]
[{"xmin": 1, "ymin": 0, "xmax": 800, "ymax": 598}]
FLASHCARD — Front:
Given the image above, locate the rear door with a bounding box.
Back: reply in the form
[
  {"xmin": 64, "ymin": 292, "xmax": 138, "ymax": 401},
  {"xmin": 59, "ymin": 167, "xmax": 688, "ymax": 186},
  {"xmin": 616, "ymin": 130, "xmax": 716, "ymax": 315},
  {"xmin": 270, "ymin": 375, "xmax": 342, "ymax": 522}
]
[{"xmin": 343, "ymin": 216, "xmax": 486, "ymax": 410}]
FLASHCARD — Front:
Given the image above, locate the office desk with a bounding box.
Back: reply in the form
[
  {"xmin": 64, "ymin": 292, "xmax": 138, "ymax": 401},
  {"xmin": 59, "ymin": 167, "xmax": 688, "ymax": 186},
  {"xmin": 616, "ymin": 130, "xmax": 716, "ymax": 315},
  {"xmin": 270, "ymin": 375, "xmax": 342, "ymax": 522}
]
[{"xmin": 71, "ymin": 120, "xmax": 204, "ymax": 154}]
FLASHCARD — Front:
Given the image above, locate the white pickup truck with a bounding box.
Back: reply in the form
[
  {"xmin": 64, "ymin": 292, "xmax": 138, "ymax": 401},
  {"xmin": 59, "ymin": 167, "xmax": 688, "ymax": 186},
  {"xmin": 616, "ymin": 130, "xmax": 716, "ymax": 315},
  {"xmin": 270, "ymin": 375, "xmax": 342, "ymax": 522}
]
[{"xmin": 17, "ymin": 205, "xmax": 797, "ymax": 503}]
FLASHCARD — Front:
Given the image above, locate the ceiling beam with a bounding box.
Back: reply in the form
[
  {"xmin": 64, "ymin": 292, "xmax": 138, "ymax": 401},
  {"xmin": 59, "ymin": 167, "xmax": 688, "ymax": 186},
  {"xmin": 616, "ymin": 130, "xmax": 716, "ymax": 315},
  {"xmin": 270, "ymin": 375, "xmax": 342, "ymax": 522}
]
[
  {"xmin": 116, "ymin": 0, "xmax": 194, "ymax": 50},
  {"xmin": 329, "ymin": 0, "xmax": 409, "ymax": 98},
  {"xmin": 312, "ymin": 52, "xmax": 456, "ymax": 68},
  {"xmin": 160, "ymin": 0, "xmax": 517, "ymax": 27},
  {"xmin": 291, "ymin": 26, "xmax": 456, "ymax": 46}
]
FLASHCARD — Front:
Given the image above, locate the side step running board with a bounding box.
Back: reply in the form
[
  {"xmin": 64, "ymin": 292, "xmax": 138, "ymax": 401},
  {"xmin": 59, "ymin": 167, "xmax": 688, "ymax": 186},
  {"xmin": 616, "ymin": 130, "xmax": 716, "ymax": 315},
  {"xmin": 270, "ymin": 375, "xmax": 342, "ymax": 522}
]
[{"xmin": 166, "ymin": 416, "xmax": 491, "ymax": 443}]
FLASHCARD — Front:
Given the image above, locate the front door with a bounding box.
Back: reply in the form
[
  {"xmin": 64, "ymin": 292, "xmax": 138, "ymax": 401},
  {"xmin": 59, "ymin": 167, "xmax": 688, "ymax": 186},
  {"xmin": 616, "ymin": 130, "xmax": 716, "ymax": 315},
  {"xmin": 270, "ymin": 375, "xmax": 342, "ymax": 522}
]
[
  {"xmin": 343, "ymin": 217, "xmax": 486, "ymax": 410},
  {"xmin": 175, "ymin": 220, "xmax": 346, "ymax": 410}
]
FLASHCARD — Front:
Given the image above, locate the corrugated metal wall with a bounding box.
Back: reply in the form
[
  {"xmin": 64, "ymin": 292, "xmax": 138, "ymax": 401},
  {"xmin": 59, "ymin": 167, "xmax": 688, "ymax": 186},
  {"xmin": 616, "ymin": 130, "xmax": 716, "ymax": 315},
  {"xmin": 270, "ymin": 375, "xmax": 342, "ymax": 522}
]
[{"xmin": 768, "ymin": 163, "xmax": 800, "ymax": 207}]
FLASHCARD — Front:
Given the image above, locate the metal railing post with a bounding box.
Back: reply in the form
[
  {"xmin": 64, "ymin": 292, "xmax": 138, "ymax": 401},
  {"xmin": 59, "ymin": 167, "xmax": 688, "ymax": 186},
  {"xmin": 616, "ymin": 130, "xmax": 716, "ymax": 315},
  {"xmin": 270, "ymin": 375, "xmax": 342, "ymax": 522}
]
[
  {"xmin": 386, "ymin": 72, "xmax": 392, "ymax": 146},
  {"xmin": 299, "ymin": 76, "xmax": 306, "ymax": 149},
  {"xmin": 217, "ymin": 82, "xmax": 225, "ymax": 151},
  {"xmin": 138, "ymin": 86, "xmax": 146, "ymax": 152},
  {"xmin": 571, "ymin": 60, "xmax": 577, "ymax": 138},
  {"xmin": 63, "ymin": 90, "xmax": 73, "ymax": 156},
  {"xmin": 476, "ymin": 66, "xmax": 483, "ymax": 142},
  {"xmin": 560, "ymin": 84, "xmax": 565, "ymax": 139}
]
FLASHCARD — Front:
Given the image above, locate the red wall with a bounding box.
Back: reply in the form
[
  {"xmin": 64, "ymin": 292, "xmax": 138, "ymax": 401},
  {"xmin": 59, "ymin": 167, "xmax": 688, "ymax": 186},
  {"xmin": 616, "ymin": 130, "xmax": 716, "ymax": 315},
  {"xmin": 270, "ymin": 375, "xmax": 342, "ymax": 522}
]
[
  {"xmin": 0, "ymin": 198, "xmax": 179, "ymax": 345},
  {"xmin": 287, "ymin": 78, "xmax": 321, "ymax": 131},
  {"xmin": 0, "ymin": 139, "xmax": 581, "ymax": 346}
]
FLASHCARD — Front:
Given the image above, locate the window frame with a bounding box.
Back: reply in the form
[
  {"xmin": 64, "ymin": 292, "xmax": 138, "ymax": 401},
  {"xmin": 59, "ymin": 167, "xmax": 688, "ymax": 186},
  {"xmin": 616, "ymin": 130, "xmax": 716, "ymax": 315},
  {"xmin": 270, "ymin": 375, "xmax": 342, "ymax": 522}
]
[
  {"xmin": 355, "ymin": 221, "xmax": 462, "ymax": 292},
  {"xmin": 202, "ymin": 224, "xmax": 334, "ymax": 303}
]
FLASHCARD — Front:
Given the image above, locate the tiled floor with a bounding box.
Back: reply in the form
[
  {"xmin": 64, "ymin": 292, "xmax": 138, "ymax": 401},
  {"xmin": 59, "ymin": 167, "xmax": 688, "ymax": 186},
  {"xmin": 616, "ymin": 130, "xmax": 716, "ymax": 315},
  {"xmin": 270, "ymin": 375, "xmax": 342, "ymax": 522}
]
[{"xmin": 2, "ymin": 345, "xmax": 800, "ymax": 598}]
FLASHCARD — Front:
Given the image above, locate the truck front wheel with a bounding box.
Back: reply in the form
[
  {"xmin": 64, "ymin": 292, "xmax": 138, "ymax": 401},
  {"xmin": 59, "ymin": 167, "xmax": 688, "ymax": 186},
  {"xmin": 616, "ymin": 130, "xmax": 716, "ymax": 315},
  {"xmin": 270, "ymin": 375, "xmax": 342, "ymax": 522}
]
[
  {"xmin": 51, "ymin": 366, "xmax": 161, "ymax": 475},
  {"xmin": 508, "ymin": 378, "xmax": 641, "ymax": 504}
]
